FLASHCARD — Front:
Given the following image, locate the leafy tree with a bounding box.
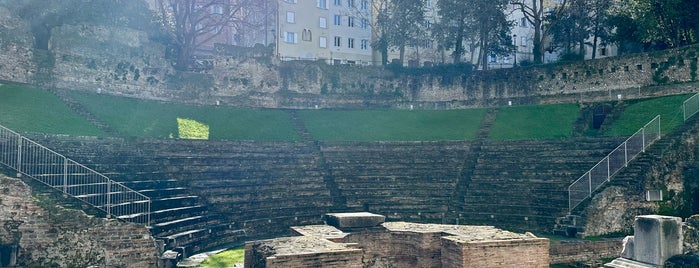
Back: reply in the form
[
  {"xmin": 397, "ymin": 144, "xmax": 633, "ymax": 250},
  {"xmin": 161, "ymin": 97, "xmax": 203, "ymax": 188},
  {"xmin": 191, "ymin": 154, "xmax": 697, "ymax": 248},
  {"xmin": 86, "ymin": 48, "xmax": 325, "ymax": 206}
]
[
  {"xmin": 609, "ymin": 0, "xmax": 699, "ymax": 52},
  {"xmin": 154, "ymin": 0, "xmax": 265, "ymax": 70},
  {"xmin": 433, "ymin": 0, "xmax": 470, "ymax": 63},
  {"xmin": 510, "ymin": 0, "xmax": 568, "ymax": 64},
  {"xmin": 471, "ymin": 0, "xmax": 512, "ymax": 70},
  {"xmin": 373, "ymin": 0, "xmax": 426, "ymax": 66},
  {"xmin": 434, "ymin": 0, "xmax": 511, "ymax": 69}
]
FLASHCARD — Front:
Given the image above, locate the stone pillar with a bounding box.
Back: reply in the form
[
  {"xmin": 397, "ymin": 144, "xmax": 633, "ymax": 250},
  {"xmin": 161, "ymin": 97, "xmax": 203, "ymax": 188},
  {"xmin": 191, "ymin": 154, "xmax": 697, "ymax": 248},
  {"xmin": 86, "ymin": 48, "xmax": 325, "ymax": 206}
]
[{"xmin": 633, "ymin": 215, "xmax": 683, "ymax": 266}]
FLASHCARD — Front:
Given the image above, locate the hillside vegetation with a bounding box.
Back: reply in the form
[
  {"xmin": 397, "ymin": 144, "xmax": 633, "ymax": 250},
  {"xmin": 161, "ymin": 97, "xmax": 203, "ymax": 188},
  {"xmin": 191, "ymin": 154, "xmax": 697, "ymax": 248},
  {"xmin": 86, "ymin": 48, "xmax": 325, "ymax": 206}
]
[{"xmin": 0, "ymin": 82, "xmax": 694, "ymax": 141}]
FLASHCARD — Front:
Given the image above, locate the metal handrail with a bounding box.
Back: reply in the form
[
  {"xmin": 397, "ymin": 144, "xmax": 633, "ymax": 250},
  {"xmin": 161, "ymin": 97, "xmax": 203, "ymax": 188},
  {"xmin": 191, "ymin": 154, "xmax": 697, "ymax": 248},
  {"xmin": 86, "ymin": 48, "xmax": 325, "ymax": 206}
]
[
  {"xmin": 0, "ymin": 124, "xmax": 150, "ymax": 225},
  {"xmin": 568, "ymin": 115, "xmax": 661, "ymax": 213}
]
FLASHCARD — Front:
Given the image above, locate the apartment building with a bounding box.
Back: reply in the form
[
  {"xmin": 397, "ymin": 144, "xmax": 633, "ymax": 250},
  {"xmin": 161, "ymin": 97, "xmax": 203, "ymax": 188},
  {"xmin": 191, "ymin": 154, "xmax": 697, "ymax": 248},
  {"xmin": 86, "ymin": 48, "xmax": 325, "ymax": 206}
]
[{"xmin": 277, "ymin": 0, "xmax": 373, "ymax": 65}]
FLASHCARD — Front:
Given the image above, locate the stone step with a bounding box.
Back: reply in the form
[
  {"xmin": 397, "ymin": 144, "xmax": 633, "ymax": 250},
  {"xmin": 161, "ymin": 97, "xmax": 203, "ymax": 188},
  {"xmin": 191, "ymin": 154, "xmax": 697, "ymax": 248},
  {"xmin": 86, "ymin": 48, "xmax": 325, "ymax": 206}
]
[{"xmin": 604, "ymin": 258, "xmax": 657, "ymax": 268}]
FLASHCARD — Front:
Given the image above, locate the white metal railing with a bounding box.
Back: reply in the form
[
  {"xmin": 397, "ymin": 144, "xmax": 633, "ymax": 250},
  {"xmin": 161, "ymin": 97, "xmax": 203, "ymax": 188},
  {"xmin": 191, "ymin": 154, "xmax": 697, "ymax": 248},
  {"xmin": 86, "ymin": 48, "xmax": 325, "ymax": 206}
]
[
  {"xmin": 0, "ymin": 124, "xmax": 150, "ymax": 225},
  {"xmin": 568, "ymin": 115, "xmax": 661, "ymax": 213},
  {"xmin": 683, "ymin": 93, "xmax": 699, "ymax": 121}
]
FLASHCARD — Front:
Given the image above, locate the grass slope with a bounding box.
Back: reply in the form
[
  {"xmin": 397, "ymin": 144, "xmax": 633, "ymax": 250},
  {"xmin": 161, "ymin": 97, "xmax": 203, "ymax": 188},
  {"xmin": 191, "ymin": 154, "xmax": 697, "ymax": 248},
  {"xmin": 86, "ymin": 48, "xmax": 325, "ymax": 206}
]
[
  {"xmin": 0, "ymin": 83, "xmax": 104, "ymax": 136},
  {"xmin": 489, "ymin": 103, "xmax": 581, "ymax": 140},
  {"xmin": 69, "ymin": 91, "xmax": 300, "ymax": 141},
  {"xmin": 604, "ymin": 94, "xmax": 690, "ymax": 136},
  {"xmin": 299, "ymin": 109, "xmax": 487, "ymax": 141}
]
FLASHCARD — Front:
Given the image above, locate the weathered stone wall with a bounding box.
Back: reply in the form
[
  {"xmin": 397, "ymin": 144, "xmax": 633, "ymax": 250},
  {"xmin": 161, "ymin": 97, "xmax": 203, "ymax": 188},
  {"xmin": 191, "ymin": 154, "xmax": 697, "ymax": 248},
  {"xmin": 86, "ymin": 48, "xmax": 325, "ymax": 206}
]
[
  {"xmin": 0, "ymin": 7, "xmax": 35, "ymax": 83},
  {"xmin": 0, "ymin": 175, "xmax": 157, "ymax": 267},
  {"xmin": 2, "ymin": 20, "xmax": 699, "ymax": 109},
  {"xmin": 582, "ymin": 118, "xmax": 699, "ymax": 237},
  {"xmin": 449, "ymin": 238, "xmax": 550, "ymax": 268},
  {"xmin": 549, "ymin": 239, "xmax": 622, "ymax": 265}
]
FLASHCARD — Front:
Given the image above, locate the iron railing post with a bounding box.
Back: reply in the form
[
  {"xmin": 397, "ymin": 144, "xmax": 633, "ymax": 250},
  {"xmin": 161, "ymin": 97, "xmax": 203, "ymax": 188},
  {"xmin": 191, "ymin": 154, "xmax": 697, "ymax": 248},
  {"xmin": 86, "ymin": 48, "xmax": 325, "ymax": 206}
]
[
  {"xmin": 588, "ymin": 172, "xmax": 592, "ymax": 198},
  {"xmin": 16, "ymin": 135, "xmax": 22, "ymax": 177},
  {"xmin": 63, "ymin": 157, "xmax": 68, "ymax": 193},
  {"xmin": 624, "ymin": 142, "xmax": 628, "ymax": 167},
  {"xmin": 106, "ymin": 179, "xmax": 111, "ymax": 218}
]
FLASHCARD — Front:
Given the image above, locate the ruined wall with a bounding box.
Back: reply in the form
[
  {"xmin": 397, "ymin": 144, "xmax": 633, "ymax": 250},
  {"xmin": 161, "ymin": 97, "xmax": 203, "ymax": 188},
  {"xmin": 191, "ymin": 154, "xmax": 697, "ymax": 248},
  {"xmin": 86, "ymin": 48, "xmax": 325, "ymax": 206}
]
[
  {"xmin": 0, "ymin": 175, "xmax": 157, "ymax": 267},
  {"xmin": 582, "ymin": 117, "xmax": 699, "ymax": 237},
  {"xmin": 549, "ymin": 239, "xmax": 622, "ymax": 265},
  {"xmin": 0, "ymin": 7, "xmax": 35, "ymax": 83},
  {"xmin": 2, "ymin": 21, "xmax": 699, "ymax": 109},
  {"xmin": 442, "ymin": 237, "xmax": 550, "ymax": 268}
]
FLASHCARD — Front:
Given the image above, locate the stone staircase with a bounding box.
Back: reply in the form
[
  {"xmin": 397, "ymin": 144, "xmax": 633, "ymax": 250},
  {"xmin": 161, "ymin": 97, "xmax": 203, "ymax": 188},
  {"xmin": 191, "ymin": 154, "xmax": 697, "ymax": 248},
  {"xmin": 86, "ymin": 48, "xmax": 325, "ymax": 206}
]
[
  {"xmin": 555, "ymin": 113, "xmax": 699, "ymax": 237},
  {"xmin": 48, "ymin": 88, "xmax": 119, "ymax": 136},
  {"xmin": 448, "ymin": 107, "xmax": 497, "ymax": 221}
]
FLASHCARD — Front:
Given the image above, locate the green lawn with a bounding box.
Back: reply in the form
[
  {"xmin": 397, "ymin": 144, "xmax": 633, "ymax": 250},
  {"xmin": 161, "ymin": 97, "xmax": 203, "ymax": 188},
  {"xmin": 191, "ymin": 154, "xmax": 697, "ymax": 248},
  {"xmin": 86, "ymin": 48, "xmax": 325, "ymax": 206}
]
[
  {"xmin": 298, "ymin": 109, "xmax": 487, "ymax": 141},
  {"xmin": 604, "ymin": 94, "xmax": 690, "ymax": 136},
  {"xmin": 69, "ymin": 91, "xmax": 300, "ymax": 141},
  {"xmin": 1, "ymin": 83, "xmax": 696, "ymax": 142},
  {"xmin": 489, "ymin": 103, "xmax": 580, "ymax": 140},
  {"xmin": 200, "ymin": 247, "xmax": 245, "ymax": 268},
  {"xmin": 0, "ymin": 83, "xmax": 104, "ymax": 136}
]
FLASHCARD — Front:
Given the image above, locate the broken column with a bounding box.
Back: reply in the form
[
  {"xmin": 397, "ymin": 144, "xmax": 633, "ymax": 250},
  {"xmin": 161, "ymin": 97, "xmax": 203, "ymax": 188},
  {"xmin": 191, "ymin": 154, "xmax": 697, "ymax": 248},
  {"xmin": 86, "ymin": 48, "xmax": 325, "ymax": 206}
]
[{"xmin": 606, "ymin": 215, "xmax": 683, "ymax": 268}]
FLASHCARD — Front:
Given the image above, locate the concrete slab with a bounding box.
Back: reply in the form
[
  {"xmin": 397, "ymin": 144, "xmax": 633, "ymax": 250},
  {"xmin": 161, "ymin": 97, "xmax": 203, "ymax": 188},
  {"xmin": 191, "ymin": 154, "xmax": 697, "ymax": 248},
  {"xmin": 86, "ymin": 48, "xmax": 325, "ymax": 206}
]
[{"xmin": 325, "ymin": 212, "xmax": 385, "ymax": 229}]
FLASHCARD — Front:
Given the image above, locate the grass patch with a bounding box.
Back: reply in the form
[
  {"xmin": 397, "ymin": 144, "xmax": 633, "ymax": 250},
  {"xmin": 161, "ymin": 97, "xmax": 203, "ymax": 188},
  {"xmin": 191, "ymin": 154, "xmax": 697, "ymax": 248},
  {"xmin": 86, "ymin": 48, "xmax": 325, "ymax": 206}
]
[
  {"xmin": 200, "ymin": 247, "xmax": 245, "ymax": 268},
  {"xmin": 489, "ymin": 103, "xmax": 580, "ymax": 140},
  {"xmin": 604, "ymin": 94, "xmax": 690, "ymax": 136},
  {"xmin": 69, "ymin": 92, "xmax": 299, "ymax": 141},
  {"xmin": 298, "ymin": 109, "xmax": 486, "ymax": 141},
  {"xmin": 0, "ymin": 83, "xmax": 104, "ymax": 136}
]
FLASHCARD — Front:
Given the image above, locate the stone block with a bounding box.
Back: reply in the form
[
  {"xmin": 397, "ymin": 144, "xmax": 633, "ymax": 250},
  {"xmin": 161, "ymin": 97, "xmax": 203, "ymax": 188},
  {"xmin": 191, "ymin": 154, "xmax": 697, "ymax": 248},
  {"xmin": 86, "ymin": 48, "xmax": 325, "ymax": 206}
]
[
  {"xmin": 325, "ymin": 212, "xmax": 385, "ymax": 229},
  {"xmin": 633, "ymin": 215, "xmax": 683, "ymax": 266}
]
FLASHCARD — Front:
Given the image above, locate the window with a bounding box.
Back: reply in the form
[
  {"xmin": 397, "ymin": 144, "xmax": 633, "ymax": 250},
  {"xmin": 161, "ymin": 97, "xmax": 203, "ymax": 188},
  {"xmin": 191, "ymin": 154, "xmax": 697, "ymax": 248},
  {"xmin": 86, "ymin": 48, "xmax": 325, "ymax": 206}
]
[
  {"xmin": 287, "ymin": 12, "xmax": 295, "ymax": 23},
  {"xmin": 361, "ymin": 19, "xmax": 368, "ymax": 29},
  {"xmin": 361, "ymin": 0, "xmax": 368, "ymax": 10},
  {"xmin": 317, "ymin": 0, "xmax": 327, "ymax": 9},
  {"xmin": 212, "ymin": 25, "xmax": 222, "ymax": 34},
  {"xmin": 348, "ymin": 17, "xmax": 355, "ymax": 27},
  {"xmin": 521, "ymin": 37, "xmax": 527, "ymax": 47},
  {"xmin": 334, "ymin": 15, "xmax": 341, "ymax": 25},
  {"xmin": 334, "ymin": 36, "xmax": 342, "ymax": 47},
  {"xmin": 319, "ymin": 36, "xmax": 328, "ymax": 48},
  {"xmin": 348, "ymin": 0, "xmax": 355, "ymax": 7},
  {"xmin": 319, "ymin": 17, "xmax": 327, "ymax": 28},
  {"xmin": 348, "ymin": 38, "xmax": 355, "ymax": 48},
  {"xmin": 334, "ymin": 0, "xmax": 341, "ymax": 6},
  {"xmin": 211, "ymin": 5, "xmax": 223, "ymax": 14},
  {"xmin": 360, "ymin": 39, "xmax": 368, "ymax": 49},
  {"xmin": 520, "ymin": 18, "xmax": 527, "ymax": 27},
  {"xmin": 302, "ymin": 29, "xmax": 312, "ymax": 41},
  {"xmin": 285, "ymin": 32, "xmax": 297, "ymax": 43}
]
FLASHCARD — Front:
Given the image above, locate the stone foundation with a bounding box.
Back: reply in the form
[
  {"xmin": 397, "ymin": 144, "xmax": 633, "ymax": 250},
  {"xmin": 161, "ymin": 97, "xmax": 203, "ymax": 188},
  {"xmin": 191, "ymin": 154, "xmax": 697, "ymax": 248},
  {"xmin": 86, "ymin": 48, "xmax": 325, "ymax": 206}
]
[
  {"xmin": 245, "ymin": 212, "xmax": 549, "ymax": 268},
  {"xmin": 0, "ymin": 175, "xmax": 157, "ymax": 267}
]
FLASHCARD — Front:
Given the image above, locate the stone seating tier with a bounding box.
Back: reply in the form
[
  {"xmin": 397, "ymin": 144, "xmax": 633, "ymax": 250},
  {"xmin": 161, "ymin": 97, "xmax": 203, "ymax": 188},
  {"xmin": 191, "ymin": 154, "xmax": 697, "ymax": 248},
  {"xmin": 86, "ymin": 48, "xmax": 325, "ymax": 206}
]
[{"xmin": 19, "ymin": 134, "xmax": 625, "ymax": 254}]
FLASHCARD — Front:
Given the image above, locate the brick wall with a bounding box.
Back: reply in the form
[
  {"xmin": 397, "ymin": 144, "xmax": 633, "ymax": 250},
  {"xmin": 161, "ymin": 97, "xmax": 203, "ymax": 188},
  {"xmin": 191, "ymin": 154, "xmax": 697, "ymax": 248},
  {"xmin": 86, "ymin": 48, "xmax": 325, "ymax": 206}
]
[
  {"xmin": 449, "ymin": 238, "xmax": 550, "ymax": 268},
  {"xmin": 0, "ymin": 175, "xmax": 157, "ymax": 267},
  {"xmin": 549, "ymin": 239, "xmax": 622, "ymax": 265}
]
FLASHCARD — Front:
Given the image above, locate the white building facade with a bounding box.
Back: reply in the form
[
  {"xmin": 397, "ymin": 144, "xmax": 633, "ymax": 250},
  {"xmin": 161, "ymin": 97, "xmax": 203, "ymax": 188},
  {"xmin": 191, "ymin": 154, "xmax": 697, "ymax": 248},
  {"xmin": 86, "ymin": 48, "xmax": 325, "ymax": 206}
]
[{"xmin": 276, "ymin": 0, "xmax": 373, "ymax": 65}]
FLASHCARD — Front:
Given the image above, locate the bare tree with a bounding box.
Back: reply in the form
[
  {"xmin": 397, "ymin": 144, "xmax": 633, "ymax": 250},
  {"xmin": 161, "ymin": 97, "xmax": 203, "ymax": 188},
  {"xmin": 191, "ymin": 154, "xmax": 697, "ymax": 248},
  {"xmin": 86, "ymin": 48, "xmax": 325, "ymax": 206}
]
[
  {"xmin": 155, "ymin": 0, "xmax": 265, "ymax": 70},
  {"xmin": 510, "ymin": 0, "xmax": 568, "ymax": 64}
]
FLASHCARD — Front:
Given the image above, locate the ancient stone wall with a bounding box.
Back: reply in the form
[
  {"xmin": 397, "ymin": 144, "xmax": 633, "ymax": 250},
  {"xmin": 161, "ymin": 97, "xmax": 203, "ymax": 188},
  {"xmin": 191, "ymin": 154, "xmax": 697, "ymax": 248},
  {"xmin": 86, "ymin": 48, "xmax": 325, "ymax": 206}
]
[
  {"xmin": 2, "ymin": 20, "xmax": 699, "ymax": 109},
  {"xmin": 450, "ymin": 238, "xmax": 550, "ymax": 268},
  {"xmin": 0, "ymin": 7, "xmax": 35, "ymax": 84},
  {"xmin": 549, "ymin": 239, "xmax": 622, "ymax": 265},
  {"xmin": 0, "ymin": 175, "xmax": 157, "ymax": 267}
]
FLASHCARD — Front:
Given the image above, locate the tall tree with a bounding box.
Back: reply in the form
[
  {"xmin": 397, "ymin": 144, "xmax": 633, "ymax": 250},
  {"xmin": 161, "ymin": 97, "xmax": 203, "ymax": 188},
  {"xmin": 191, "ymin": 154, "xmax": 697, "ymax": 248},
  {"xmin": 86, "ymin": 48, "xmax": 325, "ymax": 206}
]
[
  {"xmin": 510, "ymin": 0, "xmax": 568, "ymax": 64},
  {"xmin": 471, "ymin": 0, "xmax": 512, "ymax": 70},
  {"xmin": 155, "ymin": 0, "xmax": 262, "ymax": 70},
  {"xmin": 434, "ymin": 0, "xmax": 511, "ymax": 69},
  {"xmin": 609, "ymin": 0, "xmax": 699, "ymax": 51},
  {"xmin": 433, "ymin": 0, "xmax": 471, "ymax": 63},
  {"xmin": 373, "ymin": 0, "xmax": 425, "ymax": 66}
]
